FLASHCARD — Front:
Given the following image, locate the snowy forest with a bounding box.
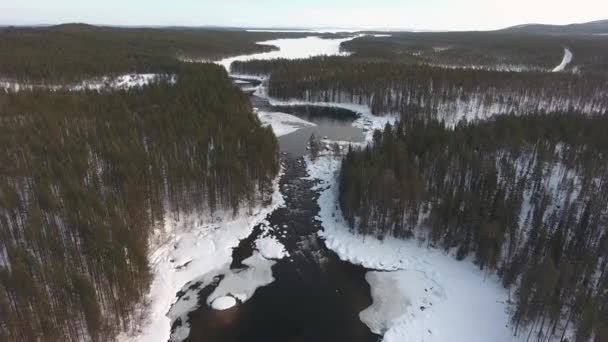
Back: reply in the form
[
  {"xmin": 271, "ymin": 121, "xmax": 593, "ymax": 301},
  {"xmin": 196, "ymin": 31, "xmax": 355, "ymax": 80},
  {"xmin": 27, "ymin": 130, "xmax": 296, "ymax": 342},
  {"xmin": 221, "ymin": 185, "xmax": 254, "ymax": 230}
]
[
  {"xmin": 339, "ymin": 114, "xmax": 608, "ymax": 341},
  {"xmin": 0, "ymin": 63, "xmax": 279, "ymax": 341},
  {"xmin": 231, "ymin": 56, "xmax": 608, "ymax": 123},
  {"xmin": 231, "ymin": 35, "xmax": 608, "ymax": 340},
  {"xmin": 342, "ymin": 31, "xmax": 608, "ymax": 74},
  {"xmin": 1, "ymin": 17, "xmax": 608, "ymax": 342},
  {"xmin": 0, "ymin": 24, "xmax": 320, "ymax": 83}
]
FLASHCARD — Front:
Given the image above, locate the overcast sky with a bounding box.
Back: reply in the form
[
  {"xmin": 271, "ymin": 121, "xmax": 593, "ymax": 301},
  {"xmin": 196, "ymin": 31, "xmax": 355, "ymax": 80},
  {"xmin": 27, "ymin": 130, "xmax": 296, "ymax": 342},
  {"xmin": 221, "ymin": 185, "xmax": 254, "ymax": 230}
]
[{"xmin": 1, "ymin": 0, "xmax": 606, "ymax": 31}]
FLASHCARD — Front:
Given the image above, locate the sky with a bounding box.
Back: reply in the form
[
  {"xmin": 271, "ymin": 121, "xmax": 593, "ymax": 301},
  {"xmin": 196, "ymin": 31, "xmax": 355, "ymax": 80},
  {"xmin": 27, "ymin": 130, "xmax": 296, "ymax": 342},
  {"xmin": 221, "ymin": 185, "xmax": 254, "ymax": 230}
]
[{"xmin": 1, "ymin": 0, "xmax": 606, "ymax": 31}]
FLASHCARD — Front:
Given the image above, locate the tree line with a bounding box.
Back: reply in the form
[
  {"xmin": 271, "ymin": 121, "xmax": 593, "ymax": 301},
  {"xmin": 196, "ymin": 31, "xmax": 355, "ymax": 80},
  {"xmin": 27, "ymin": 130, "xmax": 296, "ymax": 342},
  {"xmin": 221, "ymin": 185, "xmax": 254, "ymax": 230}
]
[
  {"xmin": 0, "ymin": 63, "xmax": 279, "ymax": 341},
  {"xmin": 0, "ymin": 24, "xmax": 318, "ymax": 83},
  {"xmin": 231, "ymin": 56, "xmax": 608, "ymax": 123},
  {"xmin": 339, "ymin": 113, "xmax": 608, "ymax": 341},
  {"xmin": 341, "ymin": 32, "xmax": 608, "ymax": 75}
]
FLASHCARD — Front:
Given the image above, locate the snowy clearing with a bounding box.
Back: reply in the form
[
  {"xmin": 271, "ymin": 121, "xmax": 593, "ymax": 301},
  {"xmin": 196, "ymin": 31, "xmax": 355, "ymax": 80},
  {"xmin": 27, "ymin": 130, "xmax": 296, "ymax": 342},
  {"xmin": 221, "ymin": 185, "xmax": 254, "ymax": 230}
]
[
  {"xmin": 306, "ymin": 154, "xmax": 528, "ymax": 342},
  {"xmin": 256, "ymin": 110, "xmax": 317, "ymax": 137},
  {"xmin": 552, "ymin": 48, "xmax": 573, "ymax": 72},
  {"xmin": 116, "ymin": 174, "xmax": 284, "ymax": 342}
]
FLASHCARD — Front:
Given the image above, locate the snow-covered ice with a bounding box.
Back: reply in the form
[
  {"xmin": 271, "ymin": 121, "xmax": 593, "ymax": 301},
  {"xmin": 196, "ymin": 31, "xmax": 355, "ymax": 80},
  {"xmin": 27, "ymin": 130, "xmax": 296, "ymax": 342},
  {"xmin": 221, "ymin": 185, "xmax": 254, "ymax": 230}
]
[
  {"xmin": 360, "ymin": 270, "xmax": 441, "ymax": 338},
  {"xmin": 552, "ymin": 48, "xmax": 573, "ymax": 72},
  {"xmin": 206, "ymin": 252, "xmax": 276, "ymax": 306},
  {"xmin": 218, "ymin": 36, "xmax": 356, "ymax": 72},
  {"xmin": 211, "ymin": 296, "xmax": 237, "ymax": 310},
  {"xmin": 256, "ymin": 111, "xmax": 316, "ymax": 137},
  {"xmin": 167, "ymin": 252, "xmax": 277, "ymax": 340},
  {"xmin": 256, "ymin": 93, "xmax": 397, "ymax": 143},
  {"xmin": 255, "ymin": 236, "xmax": 289, "ymax": 260}
]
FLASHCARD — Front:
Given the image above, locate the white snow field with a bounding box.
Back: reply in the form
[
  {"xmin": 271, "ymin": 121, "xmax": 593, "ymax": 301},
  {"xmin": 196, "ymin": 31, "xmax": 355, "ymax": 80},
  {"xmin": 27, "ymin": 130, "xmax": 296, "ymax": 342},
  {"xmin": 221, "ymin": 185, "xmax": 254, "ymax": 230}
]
[
  {"xmin": 306, "ymin": 154, "xmax": 528, "ymax": 342},
  {"xmin": 116, "ymin": 174, "xmax": 285, "ymax": 342},
  {"xmin": 256, "ymin": 110, "xmax": 317, "ymax": 137},
  {"xmin": 552, "ymin": 48, "xmax": 573, "ymax": 72},
  {"xmin": 217, "ymin": 35, "xmax": 356, "ymax": 72}
]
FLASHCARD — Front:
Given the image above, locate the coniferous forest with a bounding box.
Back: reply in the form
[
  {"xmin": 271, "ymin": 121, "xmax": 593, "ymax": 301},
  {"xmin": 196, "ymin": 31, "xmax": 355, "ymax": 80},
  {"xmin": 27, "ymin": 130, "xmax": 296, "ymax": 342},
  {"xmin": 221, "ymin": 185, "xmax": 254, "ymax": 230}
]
[
  {"xmin": 339, "ymin": 115, "xmax": 608, "ymax": 341},
  {"xmin": 232, "ymin": 33, "xmax": 608, "ymax": 340},
  {"xmin": 231, "ymin": 57, "xmax": 608, "ymax": 122},
  {"xmin": 0, "ymin": 63, "xmax": 279, "ymax": 341},
  {"xmin": 0, "ymin": 24, "xmax": 320, "ymax": 83},
  {"xmin": 342, "ymin": 31, "xmax": 608, "ymax": 75},
  {"xmin": 1, "ymin": 17, "xmax": 608, "ymax": 342}
]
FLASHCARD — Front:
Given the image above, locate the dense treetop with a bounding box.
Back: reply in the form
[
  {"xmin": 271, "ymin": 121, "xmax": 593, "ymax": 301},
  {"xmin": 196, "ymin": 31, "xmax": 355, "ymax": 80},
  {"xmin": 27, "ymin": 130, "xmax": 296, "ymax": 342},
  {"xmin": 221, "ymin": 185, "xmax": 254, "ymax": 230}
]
[
  {"xmin": 0, "ymin": 63, "xmax": 279, "ymax": 341},
  {"xmin": 232, "ymin": 56, "xmax": 608, "ymax": 120},
  {"xmin": 341, "ymin": 32, "xmax": 608, "ymax": 75},
  {"xmin": 0, "ymin": 24, "xmax": 323, "ymax": 82},
  {"xmin": 339, "ymin": 113, "xmax": 608, "ymax": 341}
]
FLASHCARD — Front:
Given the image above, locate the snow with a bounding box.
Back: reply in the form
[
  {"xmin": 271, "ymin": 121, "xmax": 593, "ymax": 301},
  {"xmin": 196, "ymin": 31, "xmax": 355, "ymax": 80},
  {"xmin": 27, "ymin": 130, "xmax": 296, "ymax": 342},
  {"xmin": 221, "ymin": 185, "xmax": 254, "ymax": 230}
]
[
  {"xmin": 306, "ymin": 154, "xmax": 528, "ymax": 342},
  {"xmin": 246, "ymin": 28, "xmax": 368, "ymax": 33},
  {"xmin": 256, "ymin": 93, "xmax": 397, "ymax": 143},
  {"xmin": 207, "ymin": 253, "xmax": 275, "ymax": 305},
  {"xmin": 116, "ymin": 174, "xmax": 285, "ymax": 342},
  {"xmin": 552, "ymin": 48, "xmax": 573, "ymax": 72},
  {"xmin": 256, "ymin": 111, "xmax": 317, "ymax": 137},
  {"xmin": 0, "ymin": 73, "xmax": 174, "ymax": 92},
  {"xmin": 217, "ymin": 36, "xmax": 356, "ymax": 72},
  {"xmin": 166, "ymin": 251, "xmax": 278, "ymax": 340},
  {"xmin": 210, "ymin": 296, "xmax": 237, "ymax": 310},
  {"xmin": 360, "ymin": 271, "xmax": 441, "ymax": 338},
  {"xmin": 255, "ymin": 236, "xmax": 288, "ymax": 260}
]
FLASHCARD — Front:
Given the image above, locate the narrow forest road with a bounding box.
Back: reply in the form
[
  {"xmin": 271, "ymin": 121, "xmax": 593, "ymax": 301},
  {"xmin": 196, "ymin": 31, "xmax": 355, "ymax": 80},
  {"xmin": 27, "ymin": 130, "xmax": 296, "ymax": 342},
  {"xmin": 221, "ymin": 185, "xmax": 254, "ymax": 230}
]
[{"xmin": 182, "ymin": 154, "xmax": 380, "ymax": 342}]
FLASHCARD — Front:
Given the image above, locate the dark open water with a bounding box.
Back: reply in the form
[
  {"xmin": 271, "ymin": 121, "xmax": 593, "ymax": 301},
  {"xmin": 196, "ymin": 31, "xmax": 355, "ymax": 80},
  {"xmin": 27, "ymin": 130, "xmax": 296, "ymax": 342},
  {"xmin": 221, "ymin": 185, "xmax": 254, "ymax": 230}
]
[{"xmin": 172, "ymin": 78, "xmax": 378, "ymax": 342}]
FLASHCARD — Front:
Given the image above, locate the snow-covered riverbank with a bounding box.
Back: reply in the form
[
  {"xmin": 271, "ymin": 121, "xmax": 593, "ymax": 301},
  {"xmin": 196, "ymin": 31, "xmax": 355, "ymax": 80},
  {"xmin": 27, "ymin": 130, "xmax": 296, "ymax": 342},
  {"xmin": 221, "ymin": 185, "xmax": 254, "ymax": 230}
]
[
  {"xmin": 305, "ymin": 154, "xmax": 529, "ymax": 342},
  {"xmin": 217, "ymin": 33, "xmax": 546, "ymax": 341},
  {"xmin": 117, "ymin": 175, "xmax": 285, "ymax": 342}
]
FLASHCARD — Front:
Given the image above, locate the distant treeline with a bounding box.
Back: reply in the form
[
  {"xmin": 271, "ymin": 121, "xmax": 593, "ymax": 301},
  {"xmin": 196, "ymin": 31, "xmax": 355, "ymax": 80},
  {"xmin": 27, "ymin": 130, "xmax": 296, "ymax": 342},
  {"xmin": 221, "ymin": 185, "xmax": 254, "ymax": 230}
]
[
  {"xmin": 341, "ymin": 32, "xmax": 608, "ymax": 75},
  {"xmin": 0, "ymin": 24, "xmax": 316, "ymax": 83},
  {"xmin": 0, "ymin": 63, "xmax": 279, "ymax": 341},
  {"xmin": 232, "ymin": 57, "xmax": 608, "ymax": 122},
  {"xmin": 339, "ymin": 113, "xmax": 608, "ymax": 341}
]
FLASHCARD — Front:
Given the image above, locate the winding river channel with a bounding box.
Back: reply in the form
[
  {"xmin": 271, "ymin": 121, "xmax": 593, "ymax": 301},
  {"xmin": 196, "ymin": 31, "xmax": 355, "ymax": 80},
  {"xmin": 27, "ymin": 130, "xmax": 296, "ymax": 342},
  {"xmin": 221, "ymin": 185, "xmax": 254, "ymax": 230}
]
[{"xmin": 170, "ymin": 35, "xmax": 382, "ymax": 341}]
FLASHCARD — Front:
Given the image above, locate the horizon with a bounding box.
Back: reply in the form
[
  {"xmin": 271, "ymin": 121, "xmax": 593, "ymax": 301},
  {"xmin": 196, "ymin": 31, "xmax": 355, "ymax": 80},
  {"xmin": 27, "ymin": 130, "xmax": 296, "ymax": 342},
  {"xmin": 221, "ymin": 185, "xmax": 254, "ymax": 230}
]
[
  {"xmin": 1, "ymin": 0, "xmax": 607, "ymax": 31},
  {"xmin": 1, "ymin": 18, "xmax": 606, "ymax": 33}
]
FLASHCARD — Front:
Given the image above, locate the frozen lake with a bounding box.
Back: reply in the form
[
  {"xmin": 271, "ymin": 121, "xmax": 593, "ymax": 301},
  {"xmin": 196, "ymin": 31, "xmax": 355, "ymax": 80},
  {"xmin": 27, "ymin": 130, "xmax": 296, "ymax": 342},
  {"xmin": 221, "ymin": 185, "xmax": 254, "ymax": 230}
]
[{"xmin": 218, "ymin": 35, "xmax": 355, "ymax": 72}]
